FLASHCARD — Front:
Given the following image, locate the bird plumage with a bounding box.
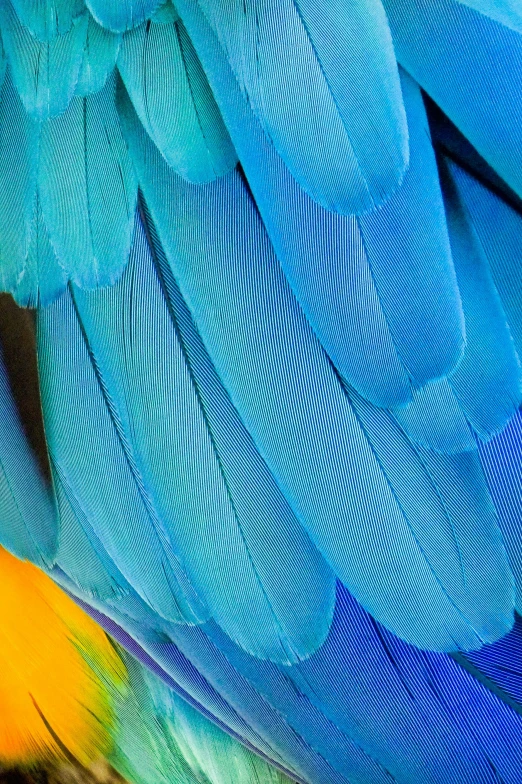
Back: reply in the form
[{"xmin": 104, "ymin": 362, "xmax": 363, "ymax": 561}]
[{"xmin": 0, "ymin": 0, "xmax": 521, "ymax": 782}]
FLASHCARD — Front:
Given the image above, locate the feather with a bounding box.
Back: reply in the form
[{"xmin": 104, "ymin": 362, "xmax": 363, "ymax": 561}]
[
  {"xmin": 479, "ymin": 409, "xmax": 522, "ymax": 611},
  {"xmin": 0, "ymin": 344, "xmax": 57, "ymax": 567},
  {"xmin": 119, "ymin": 85, "xmax": 514, "ymax": 652},
  {"xmin": 75, "ymin": 15, "xmax": 121, "ymax": 96},
  {"xmin": 383, "ymin": 0, "xmax": 522, "ymax": 200},
  {"xmin": 37, "ymin": 286, "xmax": 208, "ymax": 625},
  {"xmin": 86, "ymin": 0, "xmax": 164, "ymax": 33},
  {"xmin": 194, "ymin": 0, "xmax": 408, "ymax": 214},
  {"xmin": 0, "ymin": 0, "xmax": 88, "ymax": 120},
  {"xmin": 118, "ymin": 17, "xmax": 236, "ymax": 182},
  {"xmin": 151, "ymin": 0, "xmax": 179, "ymax": 24},
  {"xmin": 172, "ymin": 3, "xmax": 465, "ymax": 407},
  {"xmin": 38, "ymin": 74, "xmax": 137, "ymax": 288},
  {"xmin": 456, "ymin": 0, "xmax": 522, "ymax": 33},
  {"xmin": 12, "ymin": 196, "xmax": 68, "ymax": 308},
  {"xmin": 72, "ymin": 210, "xmax": 335, "ymax": 663},
  {"xmin": 443, "ymin": 157, "xmax": 522, "ymax": 359},
  {"xmin": 10, "ymin": 0, "xmax": 85, "ymax": 41},
  {"xmin": 440, "ymin": 157, "xmax": 522, "ymax": 439},
  {"xmin": 392, "ymin": 379, "xmax": 477, "ymax": 454},
  {"xmin": 0, "ymin": 67, "xmax": 39, "ymax": 294}
]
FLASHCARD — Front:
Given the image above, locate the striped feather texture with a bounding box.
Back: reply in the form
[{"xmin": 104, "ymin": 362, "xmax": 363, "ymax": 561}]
[
  {"xmin": 119, "ymin": 86, "xmax": 514, "ymax": 652},
  {"xmin": 195, "ymin": 0, "xmax": 408, "ymax": 214}
]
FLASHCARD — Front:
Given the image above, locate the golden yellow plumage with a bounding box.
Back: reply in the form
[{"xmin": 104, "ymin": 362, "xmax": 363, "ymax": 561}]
[{"xmin": 0, "ymin": 545, "xmax": 125, "ymax": 767}]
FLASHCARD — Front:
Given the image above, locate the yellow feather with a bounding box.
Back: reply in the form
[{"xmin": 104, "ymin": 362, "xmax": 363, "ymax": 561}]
[{"xmin": 0, "ymin": 546, "xmax": 126, "ymax": 767}]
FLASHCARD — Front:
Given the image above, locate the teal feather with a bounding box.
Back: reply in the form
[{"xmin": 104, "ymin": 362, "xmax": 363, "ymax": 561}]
[
  {"xmin": 119, "ymin": 85, "xmax": 514, "ymax": 652},
  {"xmin": 86, "ymin": 0, "xmax": 164, "ymax": 33},
  {"xmin": 38, "ymin": 74, "xmax": 137, "ymax": 288},
  {"xmin": 0, "ymin": 0, "xmax": 88, "ymax": 119},
  {"xmin": 0, "ymin": 68, "xmax": 39, "ymax": 293},
  {"xmin": 75, "ymin": 15, "xmax": 121, "ymax": 96},
  {"xmin": 195, "ymin": 0, "xmax": 408, "ymax": 214},
  {"xmin": 72, "ymin": 211, "xmax": 336, "ymax": 663},
  {"xmin": 10, "ymin": 0, "xmax": 85, "ymax": 41},
  {"xmin": 37, "ymin": 286, "xmax": 208, "ymax": 625},
  {"xmin": 152, "ymin": 1, "xmax": 179, "ymax": 24},
  {"xmin": 13, "ymin": 196, "xmax": 68, "ymax": 308},
  {"xmin": 0, "ymin": 346, "xmax": 57, "ymax": 568},
  {"xmin": 118, "ymin": 17, "xmax": 236, "ymax": 182},
  {"xmin": 53, "ymin": 463, "xmax": 131, "ymax": 601}
]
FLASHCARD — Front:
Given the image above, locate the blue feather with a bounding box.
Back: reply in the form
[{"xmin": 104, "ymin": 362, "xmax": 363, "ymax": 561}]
[
  {"xmin": 118, "ymin": 83, "xmax": 514, "ymax": 652},
  {"xmin": 479, "ymin": 409, "xmax": 522, "ymax": 611},
  {"xmin": 37, "ymin": 285, "xmax": 208, "ymax": 624},
  {"xmin": 0, "ymin": 0, "xmax": 88, "ymax": 119},
  {"xmin": 86, "ymin": 0, "xmax": 164, "ymax": 33},
  {"xmin": 173, "ymin": 1, "xmax": 465, "ymax": 407},
  {"xmin": 117, "ymin": 16, "xmax": 236, "ymax": 182},
  {"xmin": 444, "ymin": 159, "xmax": 522, "ymax": 359},
  {"xmin": 72, "ymin": 210, "xmax": 336, "ymax": 663},
  {"xmin": 384, "ymin": 0, "xmax": 522, "ymax": 200},
  {"xmin": 75, "ymin": 15, "xmax": 121, "ymax": 96},
  {"xmin": 441, "ymin": 157, "xmax": 522, "ymax": 439},
  {"xmin": 38, "ymin": 73, "xmax": 137, "ymax": 288},
  {"xmin": 456, "ymin": 0, "xmax": 522, "ymax": 32},
  {"xmin": 195, "ymin": 0, "xmax": 408, "ymax": 214}
]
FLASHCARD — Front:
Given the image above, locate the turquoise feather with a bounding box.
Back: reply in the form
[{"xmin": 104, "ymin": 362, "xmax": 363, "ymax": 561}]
[
  {"xmin": 0, "ymin": 68, "xmax": 39, "ymax": 293},
  {"xmin": 38, "ymin": 74, "xmax": 137, "ymax": 287},
  {"xmin": 37, "ymin": 286, "xmax": 208, "ymax": 625},
  {"xmin": 72, "ymin": 211, "xmax": 336, "ymax": 663},
  {"xmin": 119, "ymin": 85, "xmax": 514, "ymax": 652},
  {"xmin": 12, "ymin": 196, "xmax": 68, "ymax": 308},
  {"xmin": 86, "ymin": 0, "xmax": 164, "ymax": 33},
  {"xmin": 0, "ymin": 0, "xmax": 88, "ymax": 119},
  {"xmin": 75, "ymin": 15, "xmax": 121, "ymax": 96},
  {"xmin": 456, "ymin": 0, "xmax": 522, "ymax": 32},
  {"xmin": 10, "ymin": 0, "xmax": 85, "ymax": 41},
  {"xmin": 441, "ymin": 157, "xmax": 522, "ymax": 440},
  {"xmin": 118, "ymin": 16, "xmax": 236, "ymax": 182},
  {"xmin": 0, "ymin": 347, "xmax": 57, "ymax": 567},
  {"xmin": 195, "ymin": 0, "xmax": 408, "ymax": 214}
]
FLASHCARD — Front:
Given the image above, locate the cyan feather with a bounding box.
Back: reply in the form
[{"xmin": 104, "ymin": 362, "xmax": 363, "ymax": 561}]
[
  {"xmin": 37, "ymin": 285, "xmax": 207, "ymax": 625},
  {"xmin": 71, "ymin": 210, "xmax": 335, "ymax": 663},
  {"xmin": 446, "ymin": 159, "xmax": 522, "ymax": 359},
  {"xmin": 440, "ymin": 156, "xmax": 522, "ymax": 440},
  {"xmin": 38, "ymin": 74, "xmax": 137, "ymax": 288},
  {"xmin": 118, "ymin": 82, "xmax": 514, "ymax": 652},
  {"xmin": 13, "ymin": 196, "xmax": 68, "ymax": 308},
  {"xmin": 86, "ymin": 0, "xmax": 164, "ymax": 33},
  {"xmin": 173, "ymin": 1, "xmax": 466, "ymax": 409},
  {"xmin": 0, "ymin": 0, "xmax": 88, "ymax": 119},
  {"xmin": 456, "ymin": 0, "xmax": 522, "ymax": 32},
  {"xmin": 75, "ymin": 14, "xmax": 121, "ymax": 96},
  {"xmin": 479, "ymin": 409, "xmax": 522, "ymax": 611},
  {"xmin": 0, "ymin": 68, "xmax": 39, "ymax": 293},
  {"xmin": 0, "ymin": 346, "xmax": 57, "ymax": 567},
  {"xmin": 194, "ymin": 0, "xmax": 408, "ymax": 214},
  {"xmin": 118, "ymin": 16, "xmax": 236, "ymax": 182},
  {"xmin": 10, "ymin": 0, "xmax": 85, "ymax": 41}
]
